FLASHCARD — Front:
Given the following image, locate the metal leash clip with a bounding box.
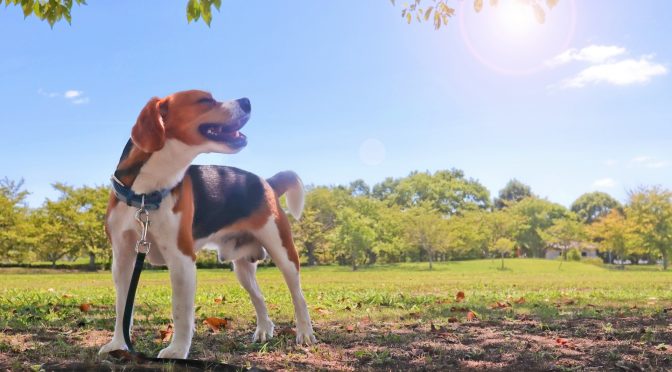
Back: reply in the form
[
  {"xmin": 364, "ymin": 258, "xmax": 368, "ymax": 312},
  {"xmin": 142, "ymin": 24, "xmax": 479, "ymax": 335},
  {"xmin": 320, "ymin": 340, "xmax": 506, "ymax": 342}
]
[{"xmin": 134, "ymin": 195, "xmax": 151, "ymax": 254}]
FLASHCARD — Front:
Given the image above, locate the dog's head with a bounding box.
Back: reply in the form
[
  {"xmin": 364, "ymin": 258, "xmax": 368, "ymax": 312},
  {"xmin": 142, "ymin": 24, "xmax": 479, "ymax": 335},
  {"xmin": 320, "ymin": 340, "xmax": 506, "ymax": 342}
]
[{"xmin": 131, "ymin": 90, "xmax": 250, "ymax": 154}]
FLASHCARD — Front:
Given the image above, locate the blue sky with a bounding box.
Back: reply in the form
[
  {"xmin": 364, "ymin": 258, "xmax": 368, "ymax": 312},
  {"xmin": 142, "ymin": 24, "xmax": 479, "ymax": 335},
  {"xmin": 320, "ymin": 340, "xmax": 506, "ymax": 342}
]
[{"xmin": 1, "ymin": 0, "xmax": 670, "ymax": 208}]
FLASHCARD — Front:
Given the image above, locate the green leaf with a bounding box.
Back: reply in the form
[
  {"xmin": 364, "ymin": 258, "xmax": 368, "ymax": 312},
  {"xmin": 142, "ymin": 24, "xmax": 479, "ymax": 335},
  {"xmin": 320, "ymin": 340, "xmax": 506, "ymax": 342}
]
[
  {"xmin": 186, "ymin": 0, "xmax": 200, "ymax": 22},
  {"xmin": 21, "ymin": 0, "xmax": 34, "ymax": 17},
  {"xmin": 212, "ymin": 0, "xmax": 221, "ymax": 11},
  {"xmin": 62, "ymin": 5, "xmax": 70, "ymax": 24},
  {"xmin": 32, "ymin": 1, "xmax": 41, "ymax": 17},
  {"xmin": 201, "ymin": 3, "xmax": 212, "ymax": 26},
  {"xmin": 406, "ymin": 11, "xmax": 411, "ymax": 24}
]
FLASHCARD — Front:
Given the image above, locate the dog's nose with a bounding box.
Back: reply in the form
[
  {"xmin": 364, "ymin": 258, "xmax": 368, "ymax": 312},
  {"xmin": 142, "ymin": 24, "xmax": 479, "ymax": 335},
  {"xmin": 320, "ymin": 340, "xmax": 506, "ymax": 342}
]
[{"xmin": 237, "ymin": 98, "xmax": 251, "ymax": 114}]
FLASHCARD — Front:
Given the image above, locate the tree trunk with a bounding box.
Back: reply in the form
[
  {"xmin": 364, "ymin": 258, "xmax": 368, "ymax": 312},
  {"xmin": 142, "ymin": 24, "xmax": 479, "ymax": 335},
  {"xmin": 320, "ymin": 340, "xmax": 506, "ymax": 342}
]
[
  {"xmin": 88, "ymin": 252, "xmax": 97, "ymax": 271},
  {"xmin": 663, "ymin": 251, "xmax": 669, "ymax": 270},
  {"xmin": 501, "ymin": 252, "xmax": 505, "ymax": 270},
  {"xmin": 51, "ymin": 260, "xmax": 56, "ymax": 269},
  {"xmin": 426, "ymin": 245, "xmax": 433, "ymax": 270},
  {"xmin": 306, "ymin": 242, "xmax": 317, "ymax": 266}
]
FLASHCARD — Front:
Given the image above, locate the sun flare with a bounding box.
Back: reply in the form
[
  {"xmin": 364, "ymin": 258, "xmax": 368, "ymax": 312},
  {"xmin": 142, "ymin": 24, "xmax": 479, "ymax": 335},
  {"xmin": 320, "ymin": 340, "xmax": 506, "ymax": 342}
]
[{"xmin": 495, "ymin": 2, "xmax": 537, "ymax": 39}]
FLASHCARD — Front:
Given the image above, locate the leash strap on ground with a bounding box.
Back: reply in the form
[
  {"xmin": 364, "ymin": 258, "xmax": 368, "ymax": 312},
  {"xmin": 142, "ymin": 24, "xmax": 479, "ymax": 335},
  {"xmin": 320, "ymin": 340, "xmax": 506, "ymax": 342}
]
[{"xmin": 122, "ymin": 251, "xmax": 146, "ymax": 352}]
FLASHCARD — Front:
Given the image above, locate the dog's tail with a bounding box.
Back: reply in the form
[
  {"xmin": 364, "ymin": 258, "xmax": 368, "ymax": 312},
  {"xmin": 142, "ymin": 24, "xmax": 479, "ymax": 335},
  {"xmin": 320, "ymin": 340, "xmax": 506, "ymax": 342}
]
[{"xmin": 267, "ymin": 171, "xmax": 305, "ymax": 220}]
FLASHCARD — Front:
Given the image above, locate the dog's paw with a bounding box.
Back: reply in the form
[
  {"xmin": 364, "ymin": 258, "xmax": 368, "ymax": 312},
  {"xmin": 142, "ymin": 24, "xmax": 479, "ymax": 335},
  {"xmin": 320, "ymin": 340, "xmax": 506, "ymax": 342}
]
[
  {"xmin": 158, "ymin": 343, "xmax": 189, "ymax": 359},
  {"xmin": 295, "ymin": 325, "xmax": 317, "ymax": 345},
  {"xmin": 253, "ymin": 319, "xmax": 275, "ymax": 343},
  {"xmin": 98, "ymin": 339, "xmax": 128, "ymax": 355}
]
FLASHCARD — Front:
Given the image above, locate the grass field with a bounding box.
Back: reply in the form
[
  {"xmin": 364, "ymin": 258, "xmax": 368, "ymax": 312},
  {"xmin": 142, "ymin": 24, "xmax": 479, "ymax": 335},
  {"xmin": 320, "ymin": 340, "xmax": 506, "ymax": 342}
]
[{"xmin": 1, "ymin": 259, "xmax": 672, "ymax": 370}]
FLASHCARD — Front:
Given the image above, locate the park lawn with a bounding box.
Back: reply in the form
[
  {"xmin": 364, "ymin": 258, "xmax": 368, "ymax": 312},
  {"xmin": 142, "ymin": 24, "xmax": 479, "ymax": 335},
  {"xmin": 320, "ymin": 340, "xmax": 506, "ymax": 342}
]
[{"xmin": 1, "ymin": 259, "xmax": 672, "ymax": 370}]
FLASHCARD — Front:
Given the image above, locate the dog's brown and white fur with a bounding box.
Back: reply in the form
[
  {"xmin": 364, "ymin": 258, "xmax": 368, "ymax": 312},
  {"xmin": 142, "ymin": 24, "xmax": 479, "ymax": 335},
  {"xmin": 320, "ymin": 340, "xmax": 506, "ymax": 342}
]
[{"xmin": 98, "ymin": 90, "xmax": 315, "ymax": 359}]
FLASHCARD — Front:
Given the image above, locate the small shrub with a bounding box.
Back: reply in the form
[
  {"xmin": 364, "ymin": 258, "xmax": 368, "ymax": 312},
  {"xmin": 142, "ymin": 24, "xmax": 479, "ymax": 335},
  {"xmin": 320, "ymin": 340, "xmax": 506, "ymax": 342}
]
[{"xmin": 566, "ymin": 249, "xmax": 582, "ymax": 261}]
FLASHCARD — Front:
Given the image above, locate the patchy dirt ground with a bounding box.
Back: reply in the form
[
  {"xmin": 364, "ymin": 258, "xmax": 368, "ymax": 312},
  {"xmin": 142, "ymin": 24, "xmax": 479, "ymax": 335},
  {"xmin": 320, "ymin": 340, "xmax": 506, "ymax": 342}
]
[{"xmin": 2, "ymin": 314, "xmax": 672, "ymax": 371}]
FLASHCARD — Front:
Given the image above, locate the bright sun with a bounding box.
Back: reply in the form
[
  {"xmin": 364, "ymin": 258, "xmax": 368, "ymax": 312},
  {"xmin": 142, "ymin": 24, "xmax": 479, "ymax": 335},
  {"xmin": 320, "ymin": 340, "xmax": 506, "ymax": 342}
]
[{"xmin": 495, "ymin": 2, "xmax": 537, "ymax": 40}]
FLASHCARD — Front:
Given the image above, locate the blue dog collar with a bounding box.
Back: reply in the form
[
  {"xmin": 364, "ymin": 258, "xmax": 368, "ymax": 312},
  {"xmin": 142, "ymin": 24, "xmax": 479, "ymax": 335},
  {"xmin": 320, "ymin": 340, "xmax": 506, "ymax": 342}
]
[{"xmin": 111, "ymin": 175, "xmax": 171, "ymax": 211}]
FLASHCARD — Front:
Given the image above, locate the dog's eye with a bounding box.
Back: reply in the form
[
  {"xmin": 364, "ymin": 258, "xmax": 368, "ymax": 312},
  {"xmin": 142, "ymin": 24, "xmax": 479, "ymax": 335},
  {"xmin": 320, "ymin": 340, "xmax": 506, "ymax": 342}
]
[{"xmin": 197, "ymin": 97, "xmax": 215, "ymax": 105}]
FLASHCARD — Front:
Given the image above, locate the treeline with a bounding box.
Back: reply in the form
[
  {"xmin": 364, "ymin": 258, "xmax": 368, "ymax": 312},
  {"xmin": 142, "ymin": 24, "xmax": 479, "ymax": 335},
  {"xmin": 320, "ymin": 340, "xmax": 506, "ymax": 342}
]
[{"xmin": 1, "ymin": 170, "xmax": 671, "ymax": 270}]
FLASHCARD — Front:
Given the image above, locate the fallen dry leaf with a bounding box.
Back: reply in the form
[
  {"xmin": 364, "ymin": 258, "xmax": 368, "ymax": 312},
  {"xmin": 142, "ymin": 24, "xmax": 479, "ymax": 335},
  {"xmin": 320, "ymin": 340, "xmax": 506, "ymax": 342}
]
[
  {"xmin": 315, "ymin": 307, "xmax": 331, "ymax": 315},
  {"xmin": 346, "ymin": 325, "xmax": 355, "ymax": 333},
  {"xmin": 514, "ymin": 297, "xmax": 526, "ymax": 304},
  {"xmin": 491, "ymin": 301, "xmax": 511, "ymax": 309},
  {"xmin": 63, "ymin": 294, "xmax": 74, "ymax": 299},
  {"xmin": 79, "ymin": 303, "xmax": 92, "ymax": 312},
  {"xmin": 276, "ymin": 327, "xmax": 296, "ymax": 337},
  {"xmin": 456, "ymin": 291, "xmax": 465, "ymax": 303},
  {"xmin": 466, "ymin": 311, "xmax": 478, "ymax": 322},
  {"xmin": 214, "ymin": 296, "xmax": 225, "ymax": 304},
  {"xmin": 447, "ymin": 317, "xmax": 458, "ymax": 323},
  {"xmin": 158, "ymin": 324, "xmax": 173, "ymax": 343},
  {"xmin": 203, "ymin": 317, "xmax": 228, "ymax": 332}
]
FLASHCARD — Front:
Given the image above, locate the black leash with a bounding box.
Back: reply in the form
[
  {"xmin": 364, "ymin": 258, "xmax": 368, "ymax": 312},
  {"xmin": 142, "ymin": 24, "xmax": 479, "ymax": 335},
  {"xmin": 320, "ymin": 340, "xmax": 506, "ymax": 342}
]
[{"xmin": 112, "ymin": 202, "xmax": 264, "ymax": 371}]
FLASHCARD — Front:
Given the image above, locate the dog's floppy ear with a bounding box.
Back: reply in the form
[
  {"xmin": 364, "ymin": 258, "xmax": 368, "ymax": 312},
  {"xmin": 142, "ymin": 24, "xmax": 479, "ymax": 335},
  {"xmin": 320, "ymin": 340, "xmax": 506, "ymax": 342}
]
[{"xmin": 131, "ymin": 97, "xmax": 166, "ymax": 153}]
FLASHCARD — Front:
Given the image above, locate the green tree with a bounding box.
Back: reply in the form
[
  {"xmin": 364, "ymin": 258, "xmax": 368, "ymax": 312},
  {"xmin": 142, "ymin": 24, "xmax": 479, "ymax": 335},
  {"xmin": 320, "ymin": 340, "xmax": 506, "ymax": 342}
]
[
  {"xmin": 589, "ymin": 210, "xmax": 632, "ymax": 268},
  {"xmin": 403, "ymin": 203, "xmax": 449, "ymax": 270},
  {"xmin": 378, "ymin": 169, "xmax": 491, "ymax": 216},
  {"xmin": 493, "ymin": 237, "xmax": 516, "ymax": 269},
  {"xmin": 292, "ymin": 187, "xmax": 350, "ymax": 266},
  {"xmin": 52, "ymin": 183, "xmax": 111, "ymax": 270},
  {"xmin": 494, "ymin": 179, "xmax": 533, "ymax": 209},
  {"xmin": 445, "ymin": 210, "xmax": 490, "ymax": 259},
  {"xmin": 510, "ymin": 197, "xmax": 568, "ymax": 258},
  {"xmin": 0, "ymin": 178, "xmax": 32, "ymax": 263},
  {"xmin": 32, "ymin": 196, "xmax": 81, "ymax": 267},
  {"xmin": 571, "ymin": 191, "xmax": 622, "ymax": 224},
  {"xmin": 626, "ymin": 186, "xmax": 672, "ymax": 270},
  {"xmin": 349, "ymin": 179, "xmax": 371, "ymax": 197},
  {"xmin": 333, "ymin": 203, "xmax": 377, "ymax": 271}
]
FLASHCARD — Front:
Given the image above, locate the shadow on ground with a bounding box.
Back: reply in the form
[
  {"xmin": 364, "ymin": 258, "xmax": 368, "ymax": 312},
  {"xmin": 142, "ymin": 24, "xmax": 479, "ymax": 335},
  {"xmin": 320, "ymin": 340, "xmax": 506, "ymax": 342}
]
[{"xmin": 2, "ymin": 314, "xmax": 672, "ymax": 371}]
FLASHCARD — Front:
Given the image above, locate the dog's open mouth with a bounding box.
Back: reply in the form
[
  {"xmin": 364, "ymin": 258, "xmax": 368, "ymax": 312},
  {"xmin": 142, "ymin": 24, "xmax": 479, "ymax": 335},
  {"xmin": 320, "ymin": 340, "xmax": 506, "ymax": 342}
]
[{"xmin": 198, "ymin": 115, "xmax": 249, "ymax": 148}]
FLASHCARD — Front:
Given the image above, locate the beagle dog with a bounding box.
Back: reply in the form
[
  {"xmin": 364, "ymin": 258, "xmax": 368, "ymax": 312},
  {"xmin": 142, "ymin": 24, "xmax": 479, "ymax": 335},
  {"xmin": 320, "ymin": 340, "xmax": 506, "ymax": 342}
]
[{"xmin": 98, "ymin": 90, "xmax": 315, "ymax": 359}]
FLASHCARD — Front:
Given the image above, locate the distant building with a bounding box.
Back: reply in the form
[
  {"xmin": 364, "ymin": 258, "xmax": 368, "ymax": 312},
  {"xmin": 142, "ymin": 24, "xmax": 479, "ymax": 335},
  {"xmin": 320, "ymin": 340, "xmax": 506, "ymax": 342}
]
[{"xmin": 545, "ymin": 241, "xmax": 598, "ymax": 260}]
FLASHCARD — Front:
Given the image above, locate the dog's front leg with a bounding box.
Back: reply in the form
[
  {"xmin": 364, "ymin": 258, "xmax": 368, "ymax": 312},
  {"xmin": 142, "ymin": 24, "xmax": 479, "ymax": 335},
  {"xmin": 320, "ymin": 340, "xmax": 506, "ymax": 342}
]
[
  {"xmin": 99, "ymin": 243, "xmax": 136, "ymax": 354},
  {"xmin": 158, "ymin": 251, "xmax": 196, "ymax": 359}
]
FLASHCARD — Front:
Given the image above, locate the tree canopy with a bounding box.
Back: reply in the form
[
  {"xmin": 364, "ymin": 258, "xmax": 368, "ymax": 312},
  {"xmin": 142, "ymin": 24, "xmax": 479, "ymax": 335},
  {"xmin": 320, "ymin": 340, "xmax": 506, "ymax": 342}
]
[
  {"xmin": 571, "ymin": 191, "xmax": 622, "ymax": 224},
  {"xmin": 1, "ymin": 0, "xmax": 222, "ymax": 26}
]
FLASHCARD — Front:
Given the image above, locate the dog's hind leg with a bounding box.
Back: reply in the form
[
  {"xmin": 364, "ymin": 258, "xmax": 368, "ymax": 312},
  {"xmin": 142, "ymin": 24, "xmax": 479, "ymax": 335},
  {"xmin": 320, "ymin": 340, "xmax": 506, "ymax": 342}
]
[
  {"xmin": 253, "ymin": 211, "xmax": 316, "ymax": 345},
  {"xmin": 99, "ymin": 231, "xmax": 138, "ymax": 354},
  {"xmin": 157, "ymin": 250, "xmax": 196, "ymax": 359},
  {"xmin": 233, "ymin": 256, "xmax": 275, "ymax": 342}
]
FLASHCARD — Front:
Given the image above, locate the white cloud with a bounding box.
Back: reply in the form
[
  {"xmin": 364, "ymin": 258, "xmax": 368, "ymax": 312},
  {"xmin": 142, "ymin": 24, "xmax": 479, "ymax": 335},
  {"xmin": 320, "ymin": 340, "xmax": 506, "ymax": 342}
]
[
  {"xmin": 64, "ymin": 90, "xmax": 83, "ymax": 98},
  {"xmin": 604, "ymin": 159, "xmax": 618, "ymax": 167},
  {"xmin": 38, "ymin": 89, "xmax": 90, "ymax": 104},
  {"xmin": 629, "ymin": 155, "xmax": 669, "ymax": 169},
  {"xmin": 37, "ymin": 88, "xmax": 59, "ymax": 98},
  {"xmin": 547, "ymin": 45, "xmax": 626, "ymax": 67},
  {"xmin": 547, "ymin": 44, "xmax": 667, "ymax": 89},
  {"xmin": 560, "ymin": 56, "xmax": 667, "ymax": 88},
  {"xmin": 592, "ymin": 178, "xmax": 617, "ymax": 188}
]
